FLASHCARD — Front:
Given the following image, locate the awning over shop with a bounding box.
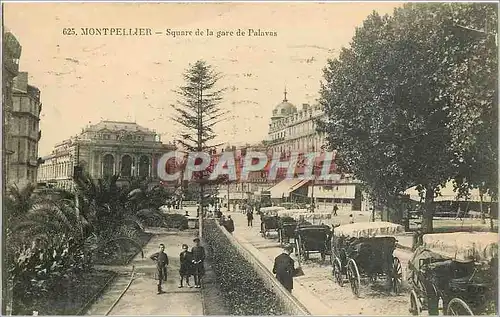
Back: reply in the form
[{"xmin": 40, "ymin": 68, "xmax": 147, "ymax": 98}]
[
  {"xmin": 404, "ymin": 180, "xmax": 494, "ymax": 202},
  {"xmin": 308, "ymin": 183, "xmax": 356, "ymax": 199},
  {"xmin": 269, "ymin": 179, "xmax": 309, "ymax": 199}
]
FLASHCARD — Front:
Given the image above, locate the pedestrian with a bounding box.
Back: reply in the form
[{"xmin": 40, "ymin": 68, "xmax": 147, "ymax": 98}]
[
  {"xmin": 333, "ymin": 204, "xmax": 338, "ymax": 216},
  {"xmin": 191, "ymin": 238, "xmax": 206, "ymax": 288},
  {"xmin": 224, "ymin": 215, "xmax": 235, "ymax": 234},
  {"xmin": 179, "ymin": 244, "xmax": 193, "ymax": 288},
  {"xmin": 349, "ymin": 214, "xmax": 354, "ymax": 224},
  {"xmin": 150, "ymin": 243, "xmax": 169, "ymax": 294},
  {"xmin": 247, "ymin": 210, "xmax": 254, "ymax": 227},
  {"xmin": 272, "ymin": 244, "xmax": 300, "ymax": 293},
  {"xmin": 219, "ymin": 214, "xmax": 226, "ymax": 226}
]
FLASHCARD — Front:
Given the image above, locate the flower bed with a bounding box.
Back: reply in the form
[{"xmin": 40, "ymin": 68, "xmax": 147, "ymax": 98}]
[
  {"xmin": 12, "ymin": 270, "xmax": 116, "ymax": 315},
  {"xmin": 93, "ymin": 231, "xmax": 152, "ymax": 266},
  {"xmin": 203, "ymin": 220, "xmax": 286, "ymax": 315}
]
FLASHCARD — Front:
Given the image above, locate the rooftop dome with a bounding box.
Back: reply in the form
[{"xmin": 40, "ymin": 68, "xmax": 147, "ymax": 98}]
[{"xmin": 272, "ymin": 88, "xmax": 297, "ymax": 118}]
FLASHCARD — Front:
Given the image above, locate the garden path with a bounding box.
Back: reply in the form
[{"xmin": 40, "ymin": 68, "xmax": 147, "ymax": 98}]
[{"xmin": 86, "ymin": 228, "xmax": 203, "ymax": 315}]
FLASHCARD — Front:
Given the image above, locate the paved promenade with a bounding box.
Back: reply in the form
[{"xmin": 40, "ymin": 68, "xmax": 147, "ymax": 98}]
[
  {"xmin": 227, "ymin": 211, "xmax": 413, "ymax": 315},
  {"xmin": 86, "ymin": 228, "xmax": 203, "ymax": 316}
]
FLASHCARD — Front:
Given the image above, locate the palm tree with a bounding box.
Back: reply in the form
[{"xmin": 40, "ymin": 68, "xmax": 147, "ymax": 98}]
[{"xmin": 4, "ymin": 183, "xmax": 38, "ymax": 236}]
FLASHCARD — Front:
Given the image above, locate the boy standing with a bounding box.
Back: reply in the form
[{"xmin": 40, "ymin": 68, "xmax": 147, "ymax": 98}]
[
  {"xmin": 191, "ymin": 238, "xmax": 206, "ymax": 288},
  {"xmin": 150, "ymin": 243, "xmax": 169, "ymax": 294},
  {"xmin": 179, "ymin": 244, "xmax": 193, "ymax": 288}
]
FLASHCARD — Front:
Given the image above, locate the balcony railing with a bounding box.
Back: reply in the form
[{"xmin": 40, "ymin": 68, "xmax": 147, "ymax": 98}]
[{"xmin": 268, "ymin": 137, "xmax": 285, "ymax": 144}]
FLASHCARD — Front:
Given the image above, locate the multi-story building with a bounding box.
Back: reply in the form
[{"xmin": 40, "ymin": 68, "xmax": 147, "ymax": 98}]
[
  {"xmin": 265, "ymin": 90, "xmax": 366, "ymax": 211},
  {"xmin": 267, "ymin": 89, "xmax": 326, "ymax": 154},
  {"xmin": 37, "ymin": 120, "xmax": 176, "ymax": 190},
  {"xmin": 8, "ymin": 72, "xmax": 43, "ymax": 187},
  {"xmin": 3, "ymin": 31, "xmax": 22, "ymax": 186}
]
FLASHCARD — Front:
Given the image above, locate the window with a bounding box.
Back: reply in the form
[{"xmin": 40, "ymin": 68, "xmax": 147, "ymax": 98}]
[{"xmin": 32, "ymin": 120, "xmax": 36, "ymax": 130}]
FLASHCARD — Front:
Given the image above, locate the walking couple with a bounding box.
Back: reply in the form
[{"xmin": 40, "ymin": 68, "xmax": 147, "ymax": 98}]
[
  {"xmin": 179, "ymin": 237, "xmax": 206, "ymax": 289},
  {"xmin": 150, "ymin": 238, "xmax": 206, "ymax": 294}
]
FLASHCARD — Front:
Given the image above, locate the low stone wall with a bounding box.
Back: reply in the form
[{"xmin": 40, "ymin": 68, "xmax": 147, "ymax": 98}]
[{"xmin": 203, "ymin": 219, "xmax": 310, "ymax": 315}]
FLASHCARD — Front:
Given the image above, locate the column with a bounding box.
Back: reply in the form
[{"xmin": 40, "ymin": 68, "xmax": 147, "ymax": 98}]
[
  {"xmin": 115, "ymin": 152, "xmax": 120, "ymax": 175},
  {"xmin": 149, "ymin": 155, "xmax": 152, "ymax": 178}
]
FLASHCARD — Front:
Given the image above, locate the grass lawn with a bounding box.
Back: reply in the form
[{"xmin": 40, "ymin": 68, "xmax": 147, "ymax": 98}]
[
  {"xmin": 14, "ymin": 270, "xmax": 116, "ymax": 315},
  {"xmin": 93, "ymin": 231, "xmax": 153, "ymax": 266}
]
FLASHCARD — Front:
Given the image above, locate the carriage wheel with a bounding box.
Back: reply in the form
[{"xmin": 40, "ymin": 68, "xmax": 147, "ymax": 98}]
[
  {"xmin": 332, "ymin": 257, "xmax": 344, "ymax": 287},
  {"xmin": 409, "ymin": 290, "xmax": 421, "ymax": 315},
  {"xmin": 294, "ymin": 237, "xmax": 300, "ymax": 258},
  {"xmin": 446, "ymin": 298, "xmax": 474, "ymax": 316},
  {"xmin": 298, "ymin": 235, "xmax": 308, "ymax": 260},
  {"xmin": 391, "ymin": 257, "xmax": 403, "ymax": 295},
  {"xmin": 347, "ymin": 259, "xmax": 361, "ymax": 297}
]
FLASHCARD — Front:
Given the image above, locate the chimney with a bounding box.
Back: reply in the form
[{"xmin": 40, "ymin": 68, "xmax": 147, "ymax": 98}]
[
  {"xmin": 13, "ymin": 72, "xmax": 29, "ymax": 92},
  {"xmin": 302, "ymin": 103, "xmax": 310, "ymax": 111}
]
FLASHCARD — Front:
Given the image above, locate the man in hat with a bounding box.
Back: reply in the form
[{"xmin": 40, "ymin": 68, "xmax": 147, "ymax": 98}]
[
  {"xmin": 150, "ymin": 243, "xmax": 169, "ymax": 294},
  {"xmin": 224, "ymin": 215, "xmax": 235, "ymax": 234},
  {"xmin": 191, "ymin": 238, "xmax": 206, "ymax": 288},
  {"xmin": 272, "ymin": 244, "xmax": 297, "ymax": 293}
]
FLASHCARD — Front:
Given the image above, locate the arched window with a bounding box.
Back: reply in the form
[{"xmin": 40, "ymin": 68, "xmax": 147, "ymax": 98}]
[
  {"xmin": 121, "ymin": 155, "xmax": 132, "ymax": 177},
  {"xmin": 138, "ymin": 155, "xmax": 150, "ymax": 178},
  {"xmin": 103, "ymin": 154, "xmax": 114, "ymax": 177}
]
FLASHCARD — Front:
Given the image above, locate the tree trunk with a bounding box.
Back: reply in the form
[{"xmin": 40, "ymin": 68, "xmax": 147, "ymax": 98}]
[
  {"xmin": 422, "ymin": 186, "xmax": 435, "ymax": 233},
  {"xmin": 199, "ymin": 184, "xmax": 204, "ymax": 238},
  {"xmin": 480, "ymin": 190, "xmax": 485, "ymax": 224},
  {"xmin": 490, "ymin": 198, "xmax": 495, "ymax": 232},
  {"xmin": 5, "ymin": 278, "xmax": 13, "ymax": 315}
]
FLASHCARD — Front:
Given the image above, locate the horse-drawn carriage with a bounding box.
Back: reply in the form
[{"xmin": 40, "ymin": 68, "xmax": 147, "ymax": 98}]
[
  {"xmin": 407, "ymin": 232, "xmax": 498, "ymax": 316},
  {"xmin": 331, "ymin": 221, "xmax": 404, "ymax": 297},
  {"xmin": 294, "ymin": 224, "xmax": 332, "ymax": 261},
  {"xmin": 278, "ymin": 216, "xmax": 298, "ymax": 245},
  {"xmin": 259, "ymin": 207, "xmax": 285, "ymax": 238}
]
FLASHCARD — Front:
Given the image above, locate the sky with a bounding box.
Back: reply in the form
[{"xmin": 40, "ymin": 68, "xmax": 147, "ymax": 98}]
[{"xmin": 4, "ymin": 2, "xmax": 400, "ymax": 156}]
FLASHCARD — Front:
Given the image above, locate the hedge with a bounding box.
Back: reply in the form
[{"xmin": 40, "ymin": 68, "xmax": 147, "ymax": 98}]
[{"xmin": 203, "ymin": 220, "xmax": 286, "ymax": 315}]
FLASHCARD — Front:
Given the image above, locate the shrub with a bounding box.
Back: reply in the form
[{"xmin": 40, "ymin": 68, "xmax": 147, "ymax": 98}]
[
  {"xmin": 164, "ymin": 214, "xmax": 188, "ymax": 230},
  {"xmin": 203, "ymin": 220, "xmax": 286, "ymax": 315}
]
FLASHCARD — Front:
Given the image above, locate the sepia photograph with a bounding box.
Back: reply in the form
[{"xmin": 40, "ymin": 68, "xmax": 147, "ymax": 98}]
[{"xmin": 1, "ymin": 1, "xmax": 498, "ymax": 316}]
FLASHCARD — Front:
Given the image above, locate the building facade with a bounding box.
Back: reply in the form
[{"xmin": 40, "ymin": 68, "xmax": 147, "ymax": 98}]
[
  {"xmin": 8, "ymin": 72, "xmax": 42, "ymax": 187},
  {"xmin": 37, "ymin": 120, "xmax": 176, "ymax": 190},
  {"xmin": 3, "ymin": 31, "xmax": 22, "ymax": 186},
  {"xmin": 267, "ymin": 90, "xmax": 326, "ymax": 154},
  {"xmin": 265, "ymin": 90, "xmax": 366, "ymax": 211}
]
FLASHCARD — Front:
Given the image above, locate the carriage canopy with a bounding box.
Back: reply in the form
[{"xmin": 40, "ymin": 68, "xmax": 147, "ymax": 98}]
[
  {"xmin": 333, "ymin": 221, "xmax": 404, "ymax": 238},
  {"xmin": 422, "ymin": 232, "xmax": 498, "ymax": 262},
  {"xmin": 260, "ymin": 206, "xmax": 286, "ymax": 215}
]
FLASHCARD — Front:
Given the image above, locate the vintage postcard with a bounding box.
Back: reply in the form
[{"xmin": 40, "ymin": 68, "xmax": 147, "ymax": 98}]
[{"xmin": 2, "ymin": 1, "xmax": 498, "ymax": 316}]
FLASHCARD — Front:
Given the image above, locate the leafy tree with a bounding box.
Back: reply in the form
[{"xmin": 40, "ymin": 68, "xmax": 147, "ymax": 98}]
[
  {"xmin": 318, "ymin": 3, "xmax": 497, "ymax": 233},
  {"xmin": 171, "ymin": 60, "xmax": 227, "ymax": 217}
]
